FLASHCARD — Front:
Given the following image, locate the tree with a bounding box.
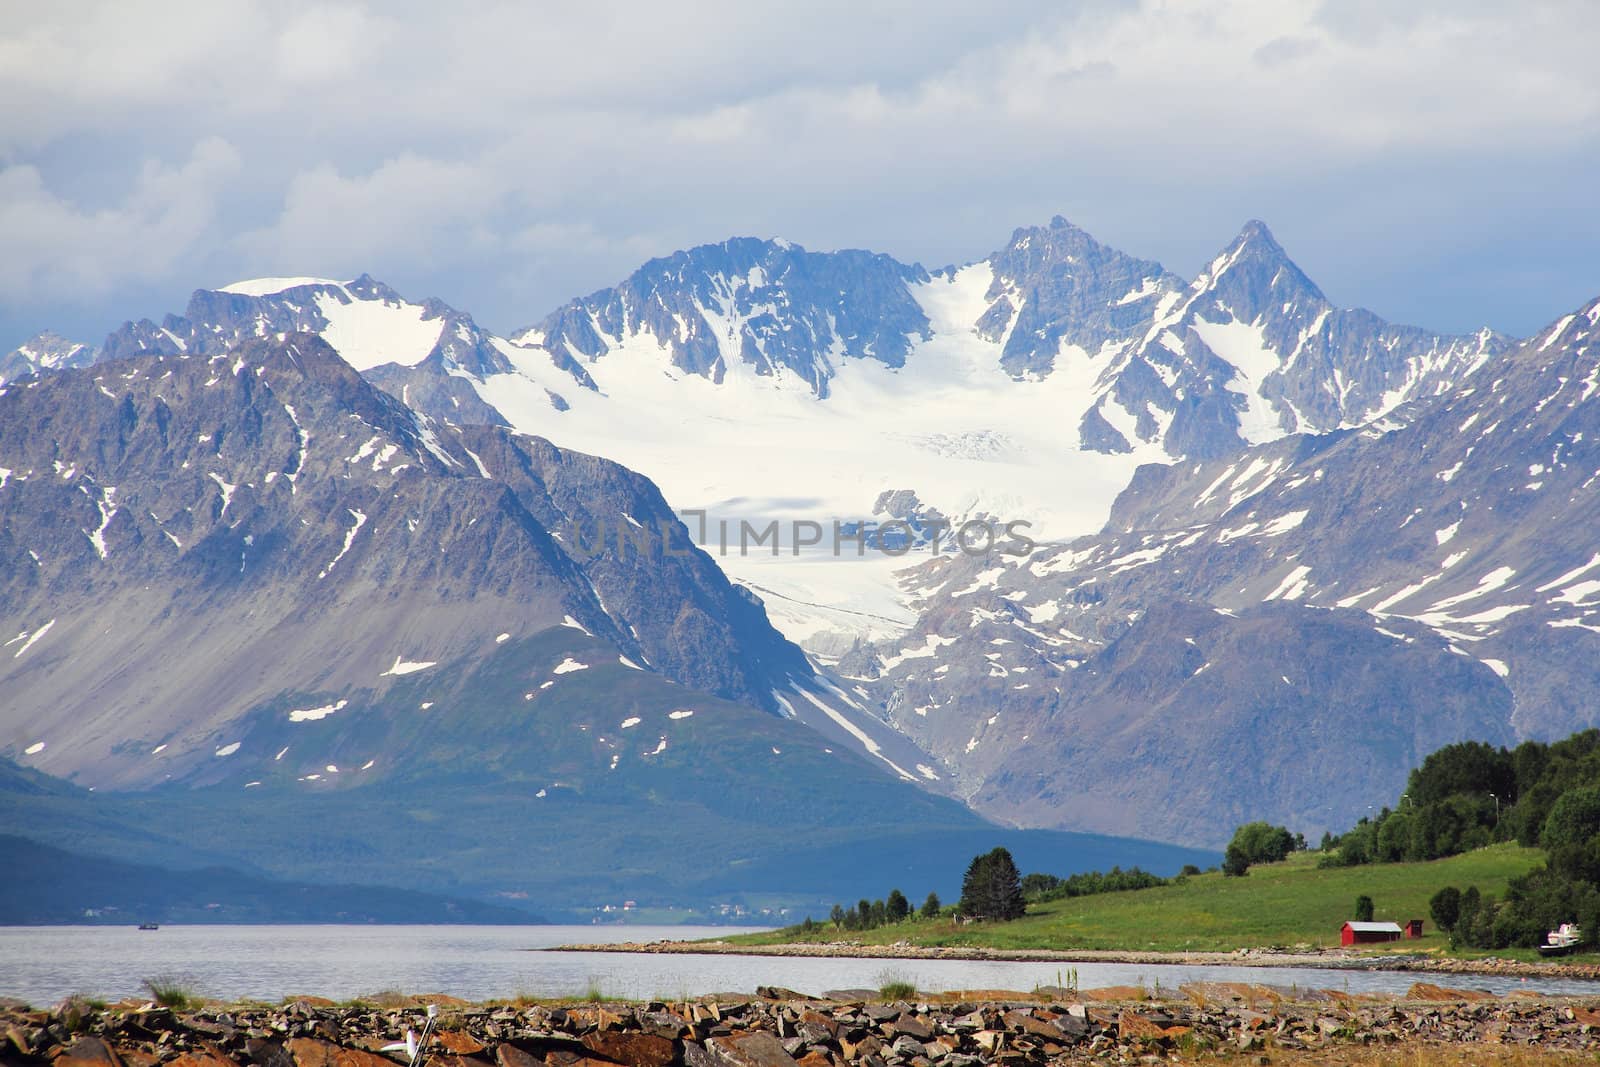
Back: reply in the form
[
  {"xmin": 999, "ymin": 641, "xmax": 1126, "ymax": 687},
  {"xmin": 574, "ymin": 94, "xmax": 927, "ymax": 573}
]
[
  {"xmin": 1541, "ymin": 786, "xmax": 1600, "ymax": 885},
  {"xmin": 1228, "ymin": 822, "xmax": 1296, "ymax": 865},
  {"xmin": 1375, "ymin": 810, "xmax": 1413, "ymax": 862},
  {"xmin": 829, "ymin": 904, "xmax": 845, "ymax": 929},
  {"xmin": 920, "ymin": 892, "xmax": 941, "ymax": 919},
  {"xmin": 959, "ymin": 847, "xmax": 1026, "ymax": 920},
  {"xmin": 1355, "ymin": 894, "xmax": 1375, "ymax": 922},
  {"xmin": 1406, "ymin": 741, "xmax": 1515, "ymax": 808},
  {"xmin": 1429, "ymin": 886, "xmax": 1462, "ymax": 933},
  {"xmin": 886, "ymin": 889, "xmax": 910, "ymax": 922},
  {"xmin": 1222, "ymin": 843, "xmax": 1250, "ymax": 877}
]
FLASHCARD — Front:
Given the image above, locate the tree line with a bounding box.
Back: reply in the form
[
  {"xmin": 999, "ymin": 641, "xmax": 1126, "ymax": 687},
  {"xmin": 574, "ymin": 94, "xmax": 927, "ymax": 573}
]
[
  {"xmin": 825, "ymin": 889, "xmax": 942, "ymax": 931},
  {"xmin": 801, "ymin": 846, "xmax": 1185, "ymax": 934}
]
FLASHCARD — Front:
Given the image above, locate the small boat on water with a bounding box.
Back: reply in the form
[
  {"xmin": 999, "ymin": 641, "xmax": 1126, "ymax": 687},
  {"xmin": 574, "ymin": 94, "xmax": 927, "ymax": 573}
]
[
  {"xmin": 1538, "ymin": 922, "xmax": 1583, "ymax": 957},
  {"xmin": 137, "ymin": 922, "xmax": 159, "ymax": 931}
]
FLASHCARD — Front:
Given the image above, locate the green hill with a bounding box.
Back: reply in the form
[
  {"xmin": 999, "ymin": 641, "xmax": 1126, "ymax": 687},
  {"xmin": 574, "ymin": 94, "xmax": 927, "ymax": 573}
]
[{"xmin": 735, "ymin": 844, "xmax": 1545, "ymax": 953}]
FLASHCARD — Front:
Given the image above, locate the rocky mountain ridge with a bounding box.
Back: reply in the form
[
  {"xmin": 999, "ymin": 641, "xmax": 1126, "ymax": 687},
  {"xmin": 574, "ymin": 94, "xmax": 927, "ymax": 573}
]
[
  {"xmin": 0, "ymin": 332, "xmax": 810, "ymax": 788},
  {"xmin": 854, "ymin": 293, "xmax": 1600, "ymax": 844}
]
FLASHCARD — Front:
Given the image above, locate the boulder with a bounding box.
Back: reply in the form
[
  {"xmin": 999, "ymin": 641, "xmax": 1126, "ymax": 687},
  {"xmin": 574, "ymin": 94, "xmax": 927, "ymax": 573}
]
[
  {"xmin": 703, "ymin": 1032, "xmax": 800, "ymax": 1067},
  {"xmin": 285, "ymin": 1037, "xmax": 400, "ymax": 1067},
  {"xmin": 51, "ymin": 1036, "xmax": 123, "ymax": 1067},
  {"xmin": 579, "ymin": 1032, "xmax": 675, "ymax": 1067}
]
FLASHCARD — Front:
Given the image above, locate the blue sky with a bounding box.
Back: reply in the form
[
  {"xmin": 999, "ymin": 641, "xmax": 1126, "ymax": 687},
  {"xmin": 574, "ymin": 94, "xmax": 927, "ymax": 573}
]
[{"xmin": 2, "ymin": 0, "xmax": 1598, "ymax": 353}]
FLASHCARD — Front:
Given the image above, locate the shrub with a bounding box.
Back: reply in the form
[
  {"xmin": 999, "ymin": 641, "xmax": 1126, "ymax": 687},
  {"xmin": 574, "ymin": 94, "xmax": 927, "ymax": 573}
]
[
  {"xmin": 1222, "ymin": 844, "xmax": 1250, "ymax": 877},
  {"xmin": 142, "ymin": 975, "xmax": 199, "ymax": 1010},
  {"xmin": 877, "ymin": 969, "xmax": 917, "ymax": 1000},
  {"xmin": 1354, "ymin": 895, "xmax": 1375, "ymax": 922}
]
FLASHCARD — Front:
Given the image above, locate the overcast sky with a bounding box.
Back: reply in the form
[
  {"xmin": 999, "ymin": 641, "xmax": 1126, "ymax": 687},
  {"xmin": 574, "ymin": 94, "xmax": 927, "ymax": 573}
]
[{"xmin": 3, "ymin": 0, "xmax": 1599, "ymax": 353}]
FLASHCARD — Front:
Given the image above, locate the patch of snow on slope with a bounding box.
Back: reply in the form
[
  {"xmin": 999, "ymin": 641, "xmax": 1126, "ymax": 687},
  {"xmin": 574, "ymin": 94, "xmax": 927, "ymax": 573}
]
[
  {"xmin": 790, "ymin": 683, "xmax": 917, "ymax": 781},
  {"xmin": 318, "ymin": 508, "xmax": 368, "ymax": 579},
  {"xmin": 553, "ymin": 657, "xmax": 588, "ymax": 674},
  {"xmin": 289, "ymin": 700, "xmax": 349, "ymax": 722},
  {"xmin": 1190, "ymin": 317, "xmax": 1285, "ymax": 443},
  {"xmin": 382, "ymin": 656, "xmax": 437, "ymax": 676},
  {"xmin": 315, "ymin": 289, "xmax": 443, "ymax": 371},
  {"xmin": 12, "ymin": 619, "xmax": 55, "ymax": 659},
  {"xmin": 1265, "ymin": 564, "xmax": 1312, "ymax": 601}
]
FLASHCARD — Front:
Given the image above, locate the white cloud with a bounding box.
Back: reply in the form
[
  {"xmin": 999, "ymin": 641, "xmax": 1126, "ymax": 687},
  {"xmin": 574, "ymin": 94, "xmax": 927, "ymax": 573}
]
[
  {"xmin": 236, "ymin": 154, "xmax": 505, "ymax": 272},
  {"xmin": 0, "ymin": 138, "xmax": 241, "ymax": 302},
  {"xmin": 1, "ymin": 0, "xmax": 1598, "ymax": 342}
]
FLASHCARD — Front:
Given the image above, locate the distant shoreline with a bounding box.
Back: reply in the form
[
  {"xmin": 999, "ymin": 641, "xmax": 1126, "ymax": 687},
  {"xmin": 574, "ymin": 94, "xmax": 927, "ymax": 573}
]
[{"xmin": 551, "ymin": 938, "xmax": 1600, "ymax": 981}]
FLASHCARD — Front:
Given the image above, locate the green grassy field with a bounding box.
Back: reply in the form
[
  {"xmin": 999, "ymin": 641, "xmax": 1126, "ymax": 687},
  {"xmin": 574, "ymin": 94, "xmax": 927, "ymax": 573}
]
[{"xmin": 731, "ymin": 845, "xmax": 1551, "ymax": 954}]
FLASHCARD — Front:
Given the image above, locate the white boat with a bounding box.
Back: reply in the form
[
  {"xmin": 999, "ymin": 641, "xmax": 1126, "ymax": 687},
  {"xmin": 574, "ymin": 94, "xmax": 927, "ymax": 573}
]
[{"xmin": 1538, "ymin": 923, "xmax": 1583, "ymax": 957}]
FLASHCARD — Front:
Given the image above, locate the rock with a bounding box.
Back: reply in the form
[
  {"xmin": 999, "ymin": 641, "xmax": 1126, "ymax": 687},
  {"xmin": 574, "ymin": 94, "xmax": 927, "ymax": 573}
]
[
  {"xmin": 702, "ymin": 1033, "xmax": 799, "ymax": 1067},
  {"xmin": 168, "ymin": 1052, "xmax": 236, "ymax": 1067},
  {"xmin": 286, "ymin": 1037, "xmax": 400, "ymax": 1067},
  {"xmin": 51, "ymin": 1036, "xmax": 123, "ymax": 1067},
  {"xmin": 839, "ymin": 1034, "xmax": 881, "ymax": 1061},
  {"xmin": 7, "ymin": 1026, "xmax": 38, "ymax": 1057},
  {"xmin": 970, "ymin": 1032, "xmax": 1002, "ymax": 1053},
  {"xmin": 579, "ymin": 1032, "xmax": 675, "ymax": 1067},
  {"xmin": 997, "ymin": 1012, "xmax": 1054, "ymax": 1042},
  {"xmin": 1117, "ymin": 1014, "xmax": 1168, "ymax": 1045},
  {"xmin": 637, "ymin": 1013, "xmax": 691, "ymax": 1041},
  {"xmin": 435, "ymin": 1033, "xmax": 487, "ymax": 1056},
  {"xmin": 1048, "ymin": 1016, "xmax": 1088, "ymax": 1042},
  {"xmin": 887, "ymin": 1017, "xmax": 931, "ymax": 1042},
  {"xmin": 496, "ymin": 1045, "xmax": 542, "ymax": 1067},
  {"xmin": 114, "ymin": 1047, "xmax": 160, "ymax": 1067}
]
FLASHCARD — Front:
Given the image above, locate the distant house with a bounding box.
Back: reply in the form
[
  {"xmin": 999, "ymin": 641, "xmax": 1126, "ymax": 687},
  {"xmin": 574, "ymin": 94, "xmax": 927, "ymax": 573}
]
[
  {"xmin": 1341, "ymin": 920, "xmax": 1404, "ymax": 946},
  {"xmin": 1405, "ymin": 919, "xmax": 1424, "ymax": 939}
]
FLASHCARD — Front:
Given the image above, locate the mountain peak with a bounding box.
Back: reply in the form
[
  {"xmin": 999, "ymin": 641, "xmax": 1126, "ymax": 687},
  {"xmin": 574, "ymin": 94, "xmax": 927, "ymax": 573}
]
[
  {"xmin": 1198, "ymin": 218, "xmax": 1325, "ymax": 303},
  {"xmin": 1233, "ymin": 218, "xmax": 1281, "ymax": 250},
  {"xmin": 1, "ymin": 330, "xmax": 96, "ymax": 386}
]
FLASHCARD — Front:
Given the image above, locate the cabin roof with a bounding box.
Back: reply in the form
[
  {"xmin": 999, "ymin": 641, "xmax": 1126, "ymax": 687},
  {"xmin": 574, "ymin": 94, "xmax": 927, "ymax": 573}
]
[{"xmin": 1343, "ymin": 921, "xmax": 1404, "ymax": 932}]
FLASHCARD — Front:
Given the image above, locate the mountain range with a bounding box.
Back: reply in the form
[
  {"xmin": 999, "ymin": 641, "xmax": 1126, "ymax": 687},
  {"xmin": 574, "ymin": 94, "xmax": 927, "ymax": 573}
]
[{"xmin": 3, "ymin": 212, "xmax": 1594, "ymax": 912}]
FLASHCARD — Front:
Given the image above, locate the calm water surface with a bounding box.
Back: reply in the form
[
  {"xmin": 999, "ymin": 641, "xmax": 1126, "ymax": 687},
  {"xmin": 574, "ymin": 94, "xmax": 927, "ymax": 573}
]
[{"xmin": 2, "ymin": 925, "xmax": 1595, "ymax": 1005}]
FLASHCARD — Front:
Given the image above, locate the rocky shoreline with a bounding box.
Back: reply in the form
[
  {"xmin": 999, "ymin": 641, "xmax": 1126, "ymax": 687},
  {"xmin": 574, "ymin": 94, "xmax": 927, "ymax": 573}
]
[
  {"xmin": 554, "ymin": 939, "xmax": 1600, "ymax": 982},
  {"xmin": 5, "ymin": 981, "xmax": 1600, "ymax": 1067}
]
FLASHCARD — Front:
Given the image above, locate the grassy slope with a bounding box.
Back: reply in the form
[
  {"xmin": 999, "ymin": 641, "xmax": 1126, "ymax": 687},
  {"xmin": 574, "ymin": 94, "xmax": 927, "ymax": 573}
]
[{"xmin": 732, "ymin": 845, "xmax": 1546, "ymax": 953}]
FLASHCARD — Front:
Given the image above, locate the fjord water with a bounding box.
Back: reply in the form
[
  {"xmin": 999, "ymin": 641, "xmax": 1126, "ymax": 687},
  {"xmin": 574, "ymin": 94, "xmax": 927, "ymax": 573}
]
[{"xmin": 3, "ymin": 925, "xmax": 1596, "ymax": 1005}]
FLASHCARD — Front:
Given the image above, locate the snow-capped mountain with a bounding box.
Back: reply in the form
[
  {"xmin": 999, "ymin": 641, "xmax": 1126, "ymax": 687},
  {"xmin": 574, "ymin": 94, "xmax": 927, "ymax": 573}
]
[
  {"xmin": 475, "ymin": 218, "xmax": 1504, "ymax": 651},
  {"xmin": 0, "ymin": 331, "xmax": 95, "ymax": 387},
  {"xmin": 101, "ymin": 275, "xmax": 513, "ymax": 427},
  {"xmin": 0, "ymin": 333, "xmax": 814, "ymax": 787},
  {"xmin": 1088, "ymin": 220, "xmax": 1509, "ymax": 458},
  {"xmin": 0, "ymin": 331, "xmax": 1215, "ymax": 915},
  {"xmin": 516, "ymin": 238, "xmax": 933, "ymax": 397},
  {"xmin": 0, "ymin": 214, "xmax": 1539, "ymax": 854},
  {"xmin": 856, "ymin": 293, "xmax": 1600, "ymax": 845}
]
